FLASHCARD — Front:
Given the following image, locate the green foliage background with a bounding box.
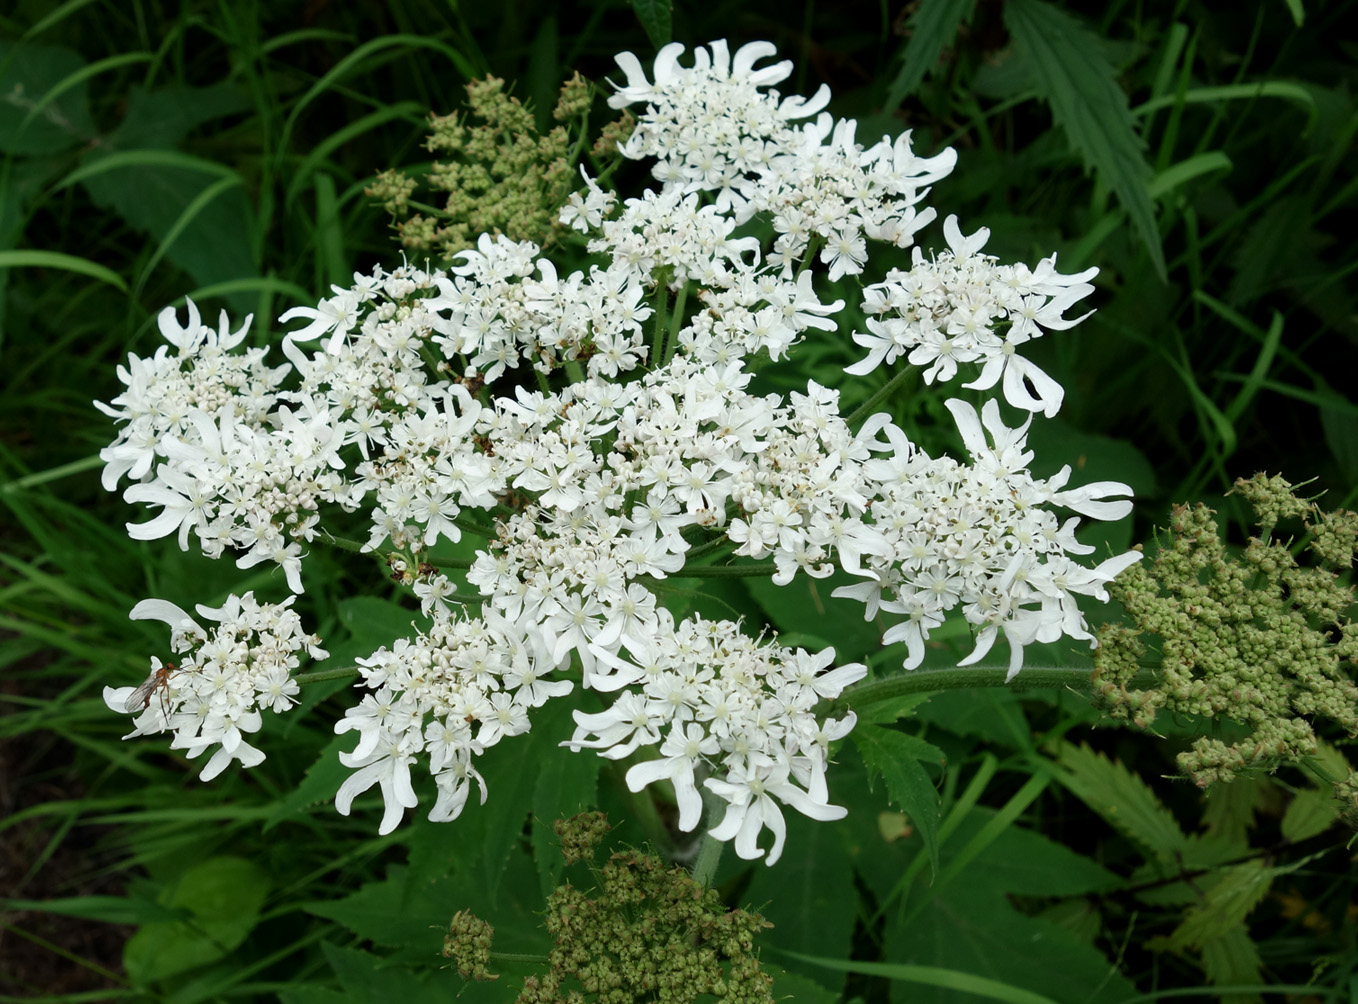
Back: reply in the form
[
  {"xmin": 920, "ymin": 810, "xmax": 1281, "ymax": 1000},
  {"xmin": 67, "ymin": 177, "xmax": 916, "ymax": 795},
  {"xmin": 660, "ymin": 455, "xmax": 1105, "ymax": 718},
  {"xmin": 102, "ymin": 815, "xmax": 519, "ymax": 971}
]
[{"xmin": 2, "ymin": 0, "xmax": 1355, "ymax": 1001}]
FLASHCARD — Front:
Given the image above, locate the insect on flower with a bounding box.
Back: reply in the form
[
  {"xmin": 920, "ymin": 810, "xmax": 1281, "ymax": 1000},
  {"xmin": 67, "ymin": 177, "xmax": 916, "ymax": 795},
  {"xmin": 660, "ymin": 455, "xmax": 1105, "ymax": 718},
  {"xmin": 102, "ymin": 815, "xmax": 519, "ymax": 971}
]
[{"xmin": 124, "ymin": 660, "xmax": 177, "ymax": 715}]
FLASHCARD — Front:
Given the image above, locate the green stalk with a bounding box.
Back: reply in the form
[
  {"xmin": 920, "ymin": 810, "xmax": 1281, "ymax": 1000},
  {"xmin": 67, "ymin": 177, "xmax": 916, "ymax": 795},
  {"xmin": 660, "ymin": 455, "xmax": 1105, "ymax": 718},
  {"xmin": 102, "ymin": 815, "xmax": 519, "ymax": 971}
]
[
  {"xmin": 677, "ymin": 561, "xmax": 776, "ymax": 578},
  {"xmin": 295, "ymin": 666, "xmax": 360, "ymax": 685},
  {"xmin": 843, "ymin": 364, "xmax": 921, "ymax": 431},
  {"xmin": 833, "ymin": 665, "xmax": 1095, "ymax": 713},
  {"xmin": 689, "ymin": 786, "xmax": 727, "ymax": 887}
]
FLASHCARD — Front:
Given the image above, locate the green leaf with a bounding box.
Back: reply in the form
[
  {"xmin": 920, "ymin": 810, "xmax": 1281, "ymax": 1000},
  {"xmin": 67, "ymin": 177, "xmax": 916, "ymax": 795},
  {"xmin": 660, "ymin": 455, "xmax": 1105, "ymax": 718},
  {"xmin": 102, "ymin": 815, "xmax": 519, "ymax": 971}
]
[
  {"xmin": 883, "ymin": 810, "xmax": 1138, "ymax": 1004},
  {"xmin": 1164, "ymin": 859, "xmax": 1278, "ymax": 950},
  {"xmin": 781, "ymin": 952, "xmax": 1066, "ymax": 1004},
  {"xmin": 0, "ymin": 42, "xmax": 95, "ymax": 154},
  {"xmin": 885, "ymin": 0, "xmax": 978, "ymax": 108},
  {"xmin": 0, "ymin": 249, "xmax": 127, "ymax": 293},
  {"xmin": 763, "ymin": 964, "xmax": 841, "ymax": 1004},
  {"xmin": 321, "ymin": 942, "xmax": 467, "ymax": 1004},
  {"xmin": 263, "ymin": 733, "xmax": 352, "ymax": 831},
  {"xmin": 742, "ymin": 809, "xmax": 856, "ymax": 990},
  {"xmin": 1281, "ymin": 786, "xmax": 1340, "ymax": 843},
  {"xmin": 1049, "ymin": 741, "xmax": 1188, "ymax": 867},
  {"xmin": 0, "ymin": 895, "xmax": 181, "ymax": 925},
  {"xmin": 1198, "ymin": 926, "xmax": 1264, "ymax": 1001},
  {"xmin": 631, "ymin": 0, "xmax": 673, "ymax": 49},
  {"xmin": 744, "ymin": 566, "xmax": 884, "ymax": 663},
  {"xmin": 853, "ymin": 725, "xmax": 944, "ymax": 876},
  {"xmin": 1003, "ymin": 0, "xmax": 1164, "ymax": 281},
  {"xmin": 531, "ymin": 730, "xmax": 601, "ymax": 897},
  {"xmin": 123, "ymin": 856, "xmax": 270, "ymax": 984}
]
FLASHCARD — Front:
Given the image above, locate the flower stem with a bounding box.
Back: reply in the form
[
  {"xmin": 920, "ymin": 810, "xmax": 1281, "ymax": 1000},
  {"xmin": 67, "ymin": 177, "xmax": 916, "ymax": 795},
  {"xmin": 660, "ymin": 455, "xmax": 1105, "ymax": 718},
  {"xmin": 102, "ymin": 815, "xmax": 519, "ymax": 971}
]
[
  {"xmin": 833, "ymin": 665, "xmax": 1095, "ymax": 712},
  {"xmin": 678, "ymin": 561, "xmax": 776, "ymax": 578},
  {"xmin": 295, "ymin": 666, "xmax": 360, "ymax": 685},
  {"xmin": 844, "ymin": 364, "xmax": 920, "ymax": 431},
  {"xmin": 689, "ymin": 787, "xmax": 726, "ymax": 887}
]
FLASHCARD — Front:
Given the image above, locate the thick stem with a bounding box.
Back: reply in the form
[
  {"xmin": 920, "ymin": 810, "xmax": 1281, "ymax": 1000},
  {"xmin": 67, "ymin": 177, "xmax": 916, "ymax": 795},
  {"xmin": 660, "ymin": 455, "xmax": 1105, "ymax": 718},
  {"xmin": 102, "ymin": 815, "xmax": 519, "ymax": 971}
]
[
  {"xmin": 689, "ymin": 787, "xmax": 727, "ymax": 888},
  {"xmin": 295, "ymin": 666, "xmax": 360, "ymax": 685},
  {"xmin": 833, "ymin": 665, "xmax": 1095, "ymax": 713}
]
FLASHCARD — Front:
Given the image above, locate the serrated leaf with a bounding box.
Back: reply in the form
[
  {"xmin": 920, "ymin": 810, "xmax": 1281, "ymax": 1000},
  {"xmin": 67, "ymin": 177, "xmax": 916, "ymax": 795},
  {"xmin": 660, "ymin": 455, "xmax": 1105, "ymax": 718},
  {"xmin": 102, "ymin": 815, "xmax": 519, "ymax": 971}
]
[
  {"xmin": 631, "ymin": 0, "xmax": 672, "ymax": 50},
  {"xmin": 1166, "ymin": 859, "xmax": 1277, "ymax": 951},
  {"xmin": 321, "ymin": 942, "xmax": 463, "ymax": 1004},
  {"xmin": 1281, "ymin": 787, "xmax": 1340, "ymax": 842},
  {"xmin": 1201, "ymin": 777, "xmax": 1266, "ymax": 848},
  {"xmin": 1199, "ymin": 926, "xmax": 1264, "ymax": 1004},
  {"xmin": 123, "ymin": 856, "xmax": 269, "ymax": 984},
  {"xmin": 886, "ymin": 0, "xmax": 978, "ymax": 108},
  {"xmin": 1003, "ymin": 0, "xmax": 1164, "ymax": 281},
  {"xmin": 1050, "ymin": 742, "xmax": 1188, "ymax": 866},
  {"xmin": 854, "ymin": 725, "xmax": 944, "ymax": 875}
]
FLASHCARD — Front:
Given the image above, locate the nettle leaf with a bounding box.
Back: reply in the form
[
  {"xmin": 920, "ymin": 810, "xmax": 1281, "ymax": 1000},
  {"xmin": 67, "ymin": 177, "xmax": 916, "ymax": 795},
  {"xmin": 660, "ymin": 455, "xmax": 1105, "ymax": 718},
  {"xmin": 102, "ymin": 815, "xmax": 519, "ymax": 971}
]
[
  {"xmin": 742, "ymin": 809, "xmax": 856, "ymax": 991},
  {"xmin": 319, "ymin": 943, "xmax": 468, "ymax": 1004},
  {"xmin": 1003, "ymin": 0, "xmax": 1165, "ymax": 281},
  {"xmin": 1050, "ymin": 741, "xmax": 1188, "ymax": 867},
  {"xmin": 1198, "ymin": 926, "xmax": 1264, "ymax": 997},
  {"xmin": 123, "ymin": 856, "xmax": 269, "ymax": 984},
  {"xmin": 631, "ymin": 0, "xmax": 673, "ymax": 50},
  {"xmin": 306, "ymin": 860, "xmax": 547, "ymax": 965},
  {"xmin": 1165, "ymin": 859, "xmax": 1286, "ymax": 951},
  {"xmin": 885, "ymin": 0, "xmax": 979, "ymax": 108},
  {"xmin": 854, "ymin": 725, "xmax": 944, "ymax": 875}
]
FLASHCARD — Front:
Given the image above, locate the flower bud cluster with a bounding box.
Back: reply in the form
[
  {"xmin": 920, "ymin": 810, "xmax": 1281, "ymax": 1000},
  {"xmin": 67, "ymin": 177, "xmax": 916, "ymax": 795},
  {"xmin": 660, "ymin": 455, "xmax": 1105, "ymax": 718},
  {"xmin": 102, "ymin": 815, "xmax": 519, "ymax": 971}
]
[{"xmin": 1092, "ymin": 474, "xmax": 1358, "ymax": 809}]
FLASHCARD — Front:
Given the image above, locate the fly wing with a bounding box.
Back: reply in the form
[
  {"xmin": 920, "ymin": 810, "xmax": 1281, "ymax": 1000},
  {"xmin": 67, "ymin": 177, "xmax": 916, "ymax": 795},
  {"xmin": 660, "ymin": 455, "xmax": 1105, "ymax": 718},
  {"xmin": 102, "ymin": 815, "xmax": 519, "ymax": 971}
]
[{"xmin": 124, "ymin": 672, "xmax": 160, "ymax": 713}]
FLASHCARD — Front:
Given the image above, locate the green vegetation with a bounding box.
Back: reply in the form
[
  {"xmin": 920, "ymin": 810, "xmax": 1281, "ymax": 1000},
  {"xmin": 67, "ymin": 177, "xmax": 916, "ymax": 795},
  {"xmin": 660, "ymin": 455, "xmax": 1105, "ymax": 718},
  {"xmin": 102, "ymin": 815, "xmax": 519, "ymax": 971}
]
[{"xmin": 2, "ymin": 1, "xmax": 1355, "ymax": 1002}]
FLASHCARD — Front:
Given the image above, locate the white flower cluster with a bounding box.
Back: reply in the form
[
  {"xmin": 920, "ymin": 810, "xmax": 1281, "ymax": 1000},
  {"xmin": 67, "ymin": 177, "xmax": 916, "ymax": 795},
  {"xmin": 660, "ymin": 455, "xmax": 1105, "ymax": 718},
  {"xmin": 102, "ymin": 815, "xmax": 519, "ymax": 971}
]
[
  {"xmin": 100, "ymin": 39, "xmax": 1139, "ymax": 864},
  {"xmin": 848, "ymin": 216, "xmax": 1099, "ymax": 417},
  {"xmin": 102, "ymin": 593, "xmax": 326, "ymax": 780}
]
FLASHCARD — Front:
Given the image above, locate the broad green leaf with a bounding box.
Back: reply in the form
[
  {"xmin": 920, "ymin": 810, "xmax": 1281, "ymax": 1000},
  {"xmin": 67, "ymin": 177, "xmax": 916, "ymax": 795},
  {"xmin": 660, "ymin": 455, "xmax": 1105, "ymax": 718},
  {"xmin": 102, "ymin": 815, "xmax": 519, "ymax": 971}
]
[
  {"xmin": 123, "ymin": 856, "xmax": 270, "ymax": 983},
  {"xmin": 1201, "ymin": 778, "xmax": 1266, "ymax": 848},
  {"xmin": 320, "ymin": 942, "xmax": 473, "ymax": 1004},
  {"xmin": 884, "ymin": 810, "xmax": 1138, "ymax": 1004},
  {"xmin": 1281, "ymin": 786, "xmax": 1340, "ymax": 843},
  {"xmin": 854, "ymin": 725, "xmax": 944, "ymax": 875},
  {"xmin": 764, "ymin": 964, "xmax": 840, "ymax": 1004},
  {"xmin": 885, "ymin": 0, "xmax": 978, "ymax": 108},
  {"xmin": 262, "ymin": 733, "xmax": 352, "ymax": 831},
  {"xmin": 744, "ymin": 566, "xmax": 883, "ymax": 663},
  {"xmin": 1050, "ymin": 741, "xmax": 1188, "ymax": 867},
  {"xmin": 742, "ymin": 808, "xmax": 856, "ymax": 990},
  {"xmin": 631, "ymin": 0, "xmax": 673, "ymax": 49},
  {"xmin": 1003, "ymin": 0, "xmax": 1165, "ymax": 281},
  {"xmin": 0, "ymin": 42, "xmax": 94, "ymax": 154},
  {"xmin": 531, "ymin": 729, "xmax": 601, "ymax": 896}
]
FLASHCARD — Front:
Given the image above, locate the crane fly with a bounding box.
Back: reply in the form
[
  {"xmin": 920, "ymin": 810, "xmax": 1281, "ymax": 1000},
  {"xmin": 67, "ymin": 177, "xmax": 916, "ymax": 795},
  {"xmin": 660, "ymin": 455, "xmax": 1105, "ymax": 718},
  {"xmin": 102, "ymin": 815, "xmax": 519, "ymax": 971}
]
[{"xmin": 124, "ymin": 661, "xmax": 177, "ymax": 715}]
